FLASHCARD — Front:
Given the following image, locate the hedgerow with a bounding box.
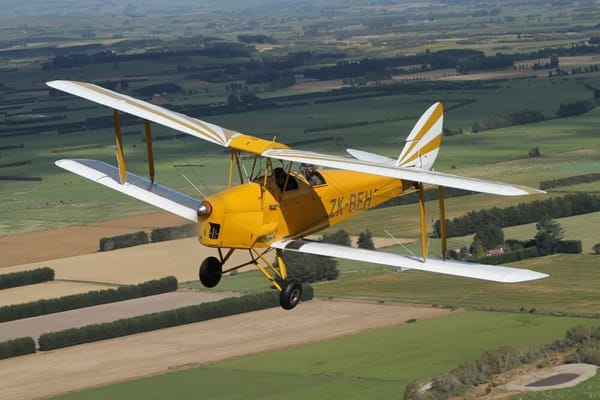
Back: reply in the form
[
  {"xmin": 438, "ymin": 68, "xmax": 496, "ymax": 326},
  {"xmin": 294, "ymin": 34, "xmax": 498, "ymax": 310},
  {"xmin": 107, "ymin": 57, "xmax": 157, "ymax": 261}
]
[
  {"xmin": 0, "ymin": 337, "xmax": 36, "ymax": 360},
  {"xmin": 0, "ymin": 276, "xmax": 177, "ymax": 322},
  {"xmin": 0, "ymin": 267, "xmax": 54, "ymax": 290},
  {"xmin": 38, "ymin": 285, "xmax": 313, "ymax": 351}
]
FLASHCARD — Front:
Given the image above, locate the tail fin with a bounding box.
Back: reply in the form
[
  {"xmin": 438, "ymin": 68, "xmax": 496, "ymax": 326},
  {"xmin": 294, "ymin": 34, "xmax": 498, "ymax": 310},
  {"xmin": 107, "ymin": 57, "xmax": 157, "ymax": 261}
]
[{"xmin": 396, "ymin": 102, "xmax": 443, "ymax": 170}]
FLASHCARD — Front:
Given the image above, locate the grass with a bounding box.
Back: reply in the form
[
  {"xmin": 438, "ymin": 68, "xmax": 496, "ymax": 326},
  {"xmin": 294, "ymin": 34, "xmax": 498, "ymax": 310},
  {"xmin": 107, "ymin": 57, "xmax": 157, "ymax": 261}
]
[
  {"xmin": 316, "ymin": 253, "xmax": 600, "ymax": 315},
  {"xmin": 49, "ymin": 311, "xmax": 600, "ymax": 400},
  {"xmin": 180, "ymin": 270, "xmax": 271, "ymax": 293},
  {"xmin": 181, "ymin": 250, "xmax": 600, "ymax": 318}
]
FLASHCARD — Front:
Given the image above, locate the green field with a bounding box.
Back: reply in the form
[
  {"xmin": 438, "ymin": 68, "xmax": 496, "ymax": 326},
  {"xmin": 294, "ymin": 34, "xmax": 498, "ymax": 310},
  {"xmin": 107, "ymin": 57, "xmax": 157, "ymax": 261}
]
[
  {"xmin": 2, "ymin": 77, "xmax": 600, "ymax": 234},
  {"xmin": 314, "ymin": 253, "xmax": 600, "ymax": 315},
  {"xmin": 50, "ymin": 311, "xmax": 600, "ymax": 400},
  {"xmin": 3, "ymin": 2, "xmax": 600, "ymax": 399},
  {"xmin": 182, "ymin": 251, "xmax": 600, "ymax": 316}
]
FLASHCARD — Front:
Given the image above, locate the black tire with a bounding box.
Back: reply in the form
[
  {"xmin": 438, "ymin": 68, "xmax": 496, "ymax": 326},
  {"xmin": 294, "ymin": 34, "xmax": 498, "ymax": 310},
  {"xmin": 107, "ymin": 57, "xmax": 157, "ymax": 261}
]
[
  {"xmin": 279, "ymin": 279, "xmax": 302, "ymax": 310},
  {"xmin": 199, "ymin": 256, "xmax": 222, "ymax": 288}
]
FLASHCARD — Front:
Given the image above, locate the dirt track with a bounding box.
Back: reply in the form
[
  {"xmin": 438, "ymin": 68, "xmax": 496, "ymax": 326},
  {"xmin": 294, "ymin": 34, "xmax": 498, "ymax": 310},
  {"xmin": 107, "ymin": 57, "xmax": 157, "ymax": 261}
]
[{"xmin": 0, "ymin": 300, "xmax": 455, "ymax": 400}]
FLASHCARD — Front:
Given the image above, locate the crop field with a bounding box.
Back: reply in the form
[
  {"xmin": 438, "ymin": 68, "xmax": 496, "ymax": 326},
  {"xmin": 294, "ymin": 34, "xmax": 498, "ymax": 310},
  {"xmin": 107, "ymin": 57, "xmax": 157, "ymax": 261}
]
[{"xmin": 49, "ymin": 311, "xmax": 600, "ymax": 400}]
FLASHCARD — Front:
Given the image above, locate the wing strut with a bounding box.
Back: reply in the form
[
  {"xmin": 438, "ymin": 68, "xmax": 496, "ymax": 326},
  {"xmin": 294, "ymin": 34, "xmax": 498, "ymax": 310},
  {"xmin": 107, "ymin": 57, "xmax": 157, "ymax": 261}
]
[
  {"xmin": 418, "ymin": 183, "xmax": 428, "ymax": 261},
  {"xmin": 112, "ymin": 110, "xmax": 127, "ymax": 184},
  {"xmin": 438, "ymin": 186, "xmax": 447, "ymax": 260},
  {"xmin": 144, "ymin": 120, "xmax": 155, "ymax": 183}
]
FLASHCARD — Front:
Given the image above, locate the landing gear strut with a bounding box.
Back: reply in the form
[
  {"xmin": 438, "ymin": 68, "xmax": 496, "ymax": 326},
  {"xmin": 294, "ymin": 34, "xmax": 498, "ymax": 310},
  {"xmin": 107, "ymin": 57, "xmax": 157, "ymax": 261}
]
[
  {"xmin": 200, "ymin": 248, "xmax": 303, "ymax": 310},
  {"xmin": 199, "ymin": 256, "xmax": 222, "ymax": 288}
]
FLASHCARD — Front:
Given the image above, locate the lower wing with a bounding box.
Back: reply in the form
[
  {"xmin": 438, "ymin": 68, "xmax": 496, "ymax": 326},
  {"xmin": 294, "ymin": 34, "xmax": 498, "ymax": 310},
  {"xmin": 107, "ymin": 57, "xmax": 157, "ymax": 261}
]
[
  {"xmin": 56, "ymin": 159, "xmax": 201, "ymax": 222},
  {"xmin": 271, "ymin": 239, "xmax": 548, "ymax": 283}
]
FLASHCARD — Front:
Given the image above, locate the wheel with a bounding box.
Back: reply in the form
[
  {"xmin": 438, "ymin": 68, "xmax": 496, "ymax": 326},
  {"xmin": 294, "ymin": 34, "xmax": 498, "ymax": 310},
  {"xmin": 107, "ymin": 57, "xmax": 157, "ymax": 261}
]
[
  {"xmin": 279, "ymin": 279, "xmax": 302, "ymax": 310},
  {"xmin": 199, "ymin": 256, "xmax": 222, "ymax": 288}
]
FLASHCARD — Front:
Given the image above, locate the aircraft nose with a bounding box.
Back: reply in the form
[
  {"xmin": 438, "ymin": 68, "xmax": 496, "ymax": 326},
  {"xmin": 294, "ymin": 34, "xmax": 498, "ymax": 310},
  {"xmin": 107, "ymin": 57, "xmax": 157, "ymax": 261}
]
[{"xmin": 197, "ymin": 200, "xmax": 212, "ymax": 218}]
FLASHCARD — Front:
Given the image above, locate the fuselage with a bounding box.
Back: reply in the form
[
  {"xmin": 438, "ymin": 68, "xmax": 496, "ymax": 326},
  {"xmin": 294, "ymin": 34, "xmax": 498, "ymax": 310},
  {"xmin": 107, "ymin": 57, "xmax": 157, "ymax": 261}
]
[{"xmin": 197, "ymin": 169, "xmax": 413, "ymax": 249}]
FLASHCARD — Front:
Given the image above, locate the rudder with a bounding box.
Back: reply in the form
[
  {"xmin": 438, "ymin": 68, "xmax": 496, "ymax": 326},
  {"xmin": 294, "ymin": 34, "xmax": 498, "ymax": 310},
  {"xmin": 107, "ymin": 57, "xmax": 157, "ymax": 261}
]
[{"xmin": 396, "ymin": 102, "xmax": 443, "ymax": 170}]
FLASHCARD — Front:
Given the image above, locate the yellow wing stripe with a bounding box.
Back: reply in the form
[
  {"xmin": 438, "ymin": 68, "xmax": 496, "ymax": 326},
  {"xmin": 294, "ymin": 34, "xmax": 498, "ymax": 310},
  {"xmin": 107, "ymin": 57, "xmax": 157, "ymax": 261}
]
[
  {"xmin": 78, "ymin": 82, "xmax": 232, "ymax": 145},
  {"xmin": 398, "ymin": 102, "xmax": 443, "ymax": 164}
]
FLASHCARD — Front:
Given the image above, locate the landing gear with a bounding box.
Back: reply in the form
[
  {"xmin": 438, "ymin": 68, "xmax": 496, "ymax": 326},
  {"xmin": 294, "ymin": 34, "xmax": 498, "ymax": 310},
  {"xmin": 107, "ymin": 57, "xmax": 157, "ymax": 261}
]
[
  {"xmin": 199, "ymin": 256, "xmax": 222, "ymax": 288},
  {"xmin": 279, "ymin": 279, "xmax": 302, "ymax": 310},
  {"xmin": 201, "ymin": 248, "xmax": 303, "ymax": 310}
]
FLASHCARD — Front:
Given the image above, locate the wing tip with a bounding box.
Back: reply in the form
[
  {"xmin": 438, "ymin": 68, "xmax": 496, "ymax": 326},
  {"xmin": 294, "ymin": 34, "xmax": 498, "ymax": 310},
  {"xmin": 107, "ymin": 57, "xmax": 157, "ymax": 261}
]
[{"xmin": 498, "ymin": 270, "xmax": 549, "ymax": 283}]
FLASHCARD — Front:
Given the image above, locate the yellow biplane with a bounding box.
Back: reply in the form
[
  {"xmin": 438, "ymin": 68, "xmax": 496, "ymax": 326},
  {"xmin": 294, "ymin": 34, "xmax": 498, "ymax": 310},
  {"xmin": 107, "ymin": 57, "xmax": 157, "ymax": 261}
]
[{"xmin": 48, "ymin": 80, "xmax": 548, "ymax": 310}]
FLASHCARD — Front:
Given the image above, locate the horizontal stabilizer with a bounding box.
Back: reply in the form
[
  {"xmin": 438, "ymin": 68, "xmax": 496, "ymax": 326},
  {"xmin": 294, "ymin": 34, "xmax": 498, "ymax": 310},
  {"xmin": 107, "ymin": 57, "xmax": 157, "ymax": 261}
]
[
  {"xmin": 55, "ymin": 159, "xmax": 201, "ymax": 222},
  {"xmin": 346, "ymin": 149, "xmax": 395, "ymax": 165},
  {"xmin": 272, "ymin": 239, "xmax": 548, "ymax": 283}
]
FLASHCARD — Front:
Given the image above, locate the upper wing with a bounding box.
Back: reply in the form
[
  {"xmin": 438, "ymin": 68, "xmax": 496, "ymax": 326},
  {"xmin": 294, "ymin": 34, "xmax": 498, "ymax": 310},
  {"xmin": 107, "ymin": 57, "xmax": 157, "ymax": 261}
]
[
  {"xmin": 263, "ymin": 148, "xmax": 544, "ymax": 196},
  {"xmin": 272, "ymin": 239, "xmax": 548, "ymax": 283},
  {"xmin": 47, "ymin": 80, "xmax": 240, "ymax": 147},
  {"xmin": 48, "ymin": 80, "xmax": 542, "ymax": 196}
]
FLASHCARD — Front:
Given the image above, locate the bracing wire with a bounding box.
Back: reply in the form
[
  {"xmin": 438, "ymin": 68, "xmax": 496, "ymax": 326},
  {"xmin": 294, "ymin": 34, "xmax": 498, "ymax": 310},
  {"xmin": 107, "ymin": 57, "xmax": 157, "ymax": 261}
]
[
  {"xmin": 181, "ymin": 173, "xmax": 206, "ymax": 198},
  {"xmin": 384, "ymin": 229, "xmax": 416, "ymax": 258}
]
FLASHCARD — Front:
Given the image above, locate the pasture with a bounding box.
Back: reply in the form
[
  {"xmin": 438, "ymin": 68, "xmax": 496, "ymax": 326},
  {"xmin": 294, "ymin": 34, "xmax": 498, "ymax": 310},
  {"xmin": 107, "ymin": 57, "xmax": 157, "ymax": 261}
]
[
  {"xmin": 48, "ymin": 311, "xmax": 600, "ymax": 400},
  {"xmin": 316, "ymin": 253, "xmax": 600, "ymax": 315}
]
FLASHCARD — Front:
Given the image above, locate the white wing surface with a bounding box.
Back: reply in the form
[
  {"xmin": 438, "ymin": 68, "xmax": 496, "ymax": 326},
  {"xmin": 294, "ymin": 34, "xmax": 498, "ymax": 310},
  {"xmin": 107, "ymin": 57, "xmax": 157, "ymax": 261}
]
[
  {"xmin": 272, "ymin": 239, "xmax": 548, "ymax": 283},
  {"xmin": 263, "ymin": 148, "xmax": 544, "ymax": 196},
  {"xmin": 47, "ymin": 80, "xmax": 240, "ymax": 147},
  {"xmin": 346, "ymin": 148, "xmax": 396, "ymax": 165},
  {"xmin": 48, "ymin": 80, "xmax": 543, "ymax": 197},
  {"xmin": 56, "ymin": 159, "xmax": 201, "ymax": 222}
]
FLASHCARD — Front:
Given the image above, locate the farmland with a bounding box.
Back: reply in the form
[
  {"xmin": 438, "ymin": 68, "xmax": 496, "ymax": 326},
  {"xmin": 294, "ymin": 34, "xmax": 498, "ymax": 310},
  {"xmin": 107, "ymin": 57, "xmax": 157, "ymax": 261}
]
[
  {"xmin": 48, "ymin": 311, "xmax": 600, "ymax": 400},
  {"xmin": 2, "ymin": 0, "xmax": 600, "ymax": 399}
]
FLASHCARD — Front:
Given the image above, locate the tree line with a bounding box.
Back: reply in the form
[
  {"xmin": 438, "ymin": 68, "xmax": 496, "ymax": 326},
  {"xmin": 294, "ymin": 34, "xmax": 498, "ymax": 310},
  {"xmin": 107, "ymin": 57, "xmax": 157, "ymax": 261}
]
[
  {"xmin": 433, "ymin": 193, "xmax": 600, "ymax": 238},
  {"xmin": 404, "ymin": 325, "xmax": 600, "ymax": 399},
  {"xmin": 283, "ymin": 229, "xmax": 374, "ymax": 283},
  {"xmin": 0, "ymin": 276, "xmax": 177, "ymax": 322},
  {"xmin": 38, "ymin": 288, "xmax": 313, "ymax": 351},
  {"xmin": 540, "ymin": 172, "xmax": 600, "ymax": 190},
  {"xmin": 99, "ymin": 224, "xmax": 196, "ymax": 251},
  {"xmin": 0, "ymin": 267, "xmax": 54, "ymax": 290},
  {"xmin": 471, "ymin": 98, "xmax": 597, "ymax": 133},
  {"xmin": 42, "ymin": 41, "xmax": 254, "ymax": 70},
  {"xmin": 0, "ymin": 287, "xmax": 314, "ymax": 358}
]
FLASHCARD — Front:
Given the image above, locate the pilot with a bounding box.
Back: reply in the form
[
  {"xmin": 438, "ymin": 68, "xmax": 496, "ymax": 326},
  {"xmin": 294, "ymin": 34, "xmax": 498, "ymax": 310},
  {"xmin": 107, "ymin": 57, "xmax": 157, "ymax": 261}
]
[
  {"xmin": 301, "ymin": 163, "xmax": 323, "ymax": 186},
  {"xmin": 274, "ymin": 167, "xmax": 287, "ymax": 191},
  {"xmin": 273, "ymin": 167, "xmax": 298, "ymax": 191}
]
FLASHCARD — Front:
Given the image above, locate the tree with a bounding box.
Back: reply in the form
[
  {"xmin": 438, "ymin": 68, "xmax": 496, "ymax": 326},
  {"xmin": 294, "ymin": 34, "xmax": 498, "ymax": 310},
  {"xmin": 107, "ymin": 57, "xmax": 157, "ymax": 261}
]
[
  {"xmin": 534, "ymin": 215, "xmax": 564, "ymax": 255},
  {"xmin": 322, "ymin": 229, "xmax": 351, "ymax": 246},
  {"xmin": 357, "ymin": 230, "xmax": 375, "ymax": 249},
  {"xmin": 472, "ymin": 224, "xmax": 504, "ymax": 251},
  {"xmin": 282, "ymin": 252, "xmax": 339, "ymax": 283},
  {"xmin": 593, "ymin": 243, "xmax": 600, "ymax": 255}
]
